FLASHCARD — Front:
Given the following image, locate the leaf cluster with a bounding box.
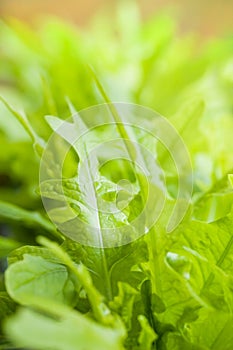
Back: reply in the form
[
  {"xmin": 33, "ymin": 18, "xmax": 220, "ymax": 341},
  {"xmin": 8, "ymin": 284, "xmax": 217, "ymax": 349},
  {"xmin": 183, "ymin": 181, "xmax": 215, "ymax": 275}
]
[{"xmin": 0, "ymin": 3, "xmax": 233, "ymax": 349}]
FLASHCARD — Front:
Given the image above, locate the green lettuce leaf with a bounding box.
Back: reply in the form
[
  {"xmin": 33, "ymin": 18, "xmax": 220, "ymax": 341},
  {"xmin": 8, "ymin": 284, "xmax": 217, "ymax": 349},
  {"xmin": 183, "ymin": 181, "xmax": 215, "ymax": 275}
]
[
  {"xmin": 5, "ymin": 254, "xmax": 78, "ymax": 306},
  {"xmin": 4, "ymin": 298, "xmax": 125, "ymax": 350}
]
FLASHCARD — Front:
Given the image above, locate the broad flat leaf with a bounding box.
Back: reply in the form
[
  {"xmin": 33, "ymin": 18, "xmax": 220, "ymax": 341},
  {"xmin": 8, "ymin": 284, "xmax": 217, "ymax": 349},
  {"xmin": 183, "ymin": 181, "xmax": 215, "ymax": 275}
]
[
  {"xmin": 62, "ymin": 237, "xmax": 148, "ymax": 297},
  {"xmin": 5, "ymin": 254, "xmax": 77, "ymax": 306},
  {"xmin": 37, "ymin": 236, "xmax": 116, "ymax": 326},
  {"xmin": 4, "ymin": 298, "xmax": 125, "ymax": 350},
  {"xmin": 184, "ymin": 309, "xmax": 233, "ymax": 350}
]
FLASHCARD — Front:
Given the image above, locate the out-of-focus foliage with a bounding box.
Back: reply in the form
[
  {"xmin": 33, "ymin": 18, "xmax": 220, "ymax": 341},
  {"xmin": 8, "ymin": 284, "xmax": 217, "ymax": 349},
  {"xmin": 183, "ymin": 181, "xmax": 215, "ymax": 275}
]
[{"xmin": 0, "ymin": 2, "xmax": 233, "ymax": 349}]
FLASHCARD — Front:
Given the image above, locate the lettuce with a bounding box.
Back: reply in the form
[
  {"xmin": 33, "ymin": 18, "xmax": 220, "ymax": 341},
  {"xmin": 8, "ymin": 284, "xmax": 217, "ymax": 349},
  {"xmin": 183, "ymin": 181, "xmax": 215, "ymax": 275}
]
[{"xmin": 0, "ymin": 3, "xmax": 233, "ymax": 349}]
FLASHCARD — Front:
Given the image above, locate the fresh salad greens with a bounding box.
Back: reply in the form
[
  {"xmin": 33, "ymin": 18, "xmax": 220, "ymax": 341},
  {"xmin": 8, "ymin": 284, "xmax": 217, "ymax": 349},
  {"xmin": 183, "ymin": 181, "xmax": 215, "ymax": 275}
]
[{"xmin": 0, "ymin": 3, "xmax": 233, "ymax": 349}]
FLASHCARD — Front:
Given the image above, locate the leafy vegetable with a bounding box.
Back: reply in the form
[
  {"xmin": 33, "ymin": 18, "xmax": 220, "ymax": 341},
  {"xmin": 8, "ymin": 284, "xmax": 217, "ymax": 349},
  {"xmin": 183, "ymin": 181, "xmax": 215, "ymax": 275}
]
[
  {"xmin": 0, "ymin": 2, "xmax": 233, "ymax": 349},
  {"xmin": 5, "ymin": 299, "xmax": 125, "ymax": 350}
]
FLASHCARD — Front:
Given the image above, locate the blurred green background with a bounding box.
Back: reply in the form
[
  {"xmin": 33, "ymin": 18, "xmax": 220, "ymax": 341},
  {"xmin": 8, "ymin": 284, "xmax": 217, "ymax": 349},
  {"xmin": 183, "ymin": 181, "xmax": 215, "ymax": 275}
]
[{"xmin": 0, "ymin": 0, "xmax": 233, "ymax": 37}]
